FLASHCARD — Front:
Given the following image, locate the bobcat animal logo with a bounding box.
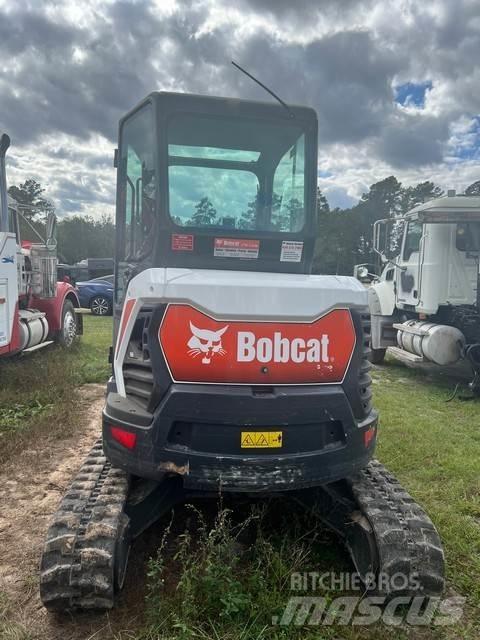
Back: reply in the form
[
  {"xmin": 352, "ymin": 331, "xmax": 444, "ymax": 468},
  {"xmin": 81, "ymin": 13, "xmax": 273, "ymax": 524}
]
[{"xmin": 187, "ymin": 322, "xmax": 229, "ymax": 364}]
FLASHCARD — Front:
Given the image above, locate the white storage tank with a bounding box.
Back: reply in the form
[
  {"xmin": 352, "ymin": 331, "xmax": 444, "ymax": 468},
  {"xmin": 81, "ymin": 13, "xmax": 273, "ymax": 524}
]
[
  {"xmin": 396, "ymin": 320, "xmax": 465, "ymax": 365},
  {"xmin": 18, "ymin": 310, "xmax": 49, "ymax": 350}
]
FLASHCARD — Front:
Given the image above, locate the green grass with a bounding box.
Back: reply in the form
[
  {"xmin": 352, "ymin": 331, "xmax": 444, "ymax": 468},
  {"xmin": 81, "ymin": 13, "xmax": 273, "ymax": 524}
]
[
  {"xmin": 138, "ymin": 359, "xmax": 480, "ymax": 640},
  {"xmin": 1, "ymin": 324, "xmax": 480, "ymax": 638},
  {"xmin": 138, "ymin": 503, "xmax": 352, "ymax": 640},
  {"xmin": 374, "ymin": 360, "xmax": 480, "ymax": 613},
  {"xmin": 0, "ymin": 591, "xmax": 32, "ymax": 640},
  {"xmin": 0, "ymin": 314, "xmax": 112, "ymax": 463}
]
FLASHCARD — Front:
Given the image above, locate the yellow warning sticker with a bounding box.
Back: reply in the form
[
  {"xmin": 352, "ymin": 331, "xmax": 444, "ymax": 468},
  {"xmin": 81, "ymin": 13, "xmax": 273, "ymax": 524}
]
[{"xmin": 240, "ymin": 431, "xmax": 283, "ymax": 448}]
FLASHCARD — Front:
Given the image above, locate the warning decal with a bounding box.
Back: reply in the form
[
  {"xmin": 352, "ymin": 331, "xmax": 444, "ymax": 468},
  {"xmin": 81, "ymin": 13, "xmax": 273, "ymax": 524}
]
[
  {"xmin": 214, "ymin": 238, "xmax": 259, "ymax": 259},
  {"xmin": 241, "ymin": 431, "xmax": 283, "ymax": 448},
  {"xmin": 280, "ymin": 241, "xmax": 303, "ymax": 262},
  {"xmin": 172, "ymin": 234, "xmax": 194, "ymax": 251}
]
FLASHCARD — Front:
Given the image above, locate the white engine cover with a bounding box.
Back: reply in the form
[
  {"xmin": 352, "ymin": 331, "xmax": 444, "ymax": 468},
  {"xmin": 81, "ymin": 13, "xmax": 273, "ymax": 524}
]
[{"xmin": 114, "ymin": 268, "xmax": 368, "ymax": 396}]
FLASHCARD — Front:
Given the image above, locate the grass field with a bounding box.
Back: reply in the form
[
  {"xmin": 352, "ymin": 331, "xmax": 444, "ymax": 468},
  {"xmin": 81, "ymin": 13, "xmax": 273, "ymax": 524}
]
[
  {"xmin": 0, "ymin": 314, "xmax": 112, "ymax": 463},
  {"xmin": 1, "ymin": 324, "xmax": 479, "ymax": 639},
  {"xmin": 137, "ymin": 359, "xmax": 480, "ymax": 640}
]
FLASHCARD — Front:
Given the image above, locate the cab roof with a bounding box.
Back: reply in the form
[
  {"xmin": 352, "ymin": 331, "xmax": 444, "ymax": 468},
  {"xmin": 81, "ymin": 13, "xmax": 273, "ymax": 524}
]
[
  {"xmin": 406, "ymin": 195, "xmax": 480, "ymax": 223},
  {"xmin": 120, "ymin": 90, "xmax": 318, "ymax": 129}
]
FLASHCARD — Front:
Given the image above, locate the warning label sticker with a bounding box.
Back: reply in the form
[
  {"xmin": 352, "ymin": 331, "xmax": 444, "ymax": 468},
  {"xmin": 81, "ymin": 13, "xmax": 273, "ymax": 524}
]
[
  {"xmin": 280, "ymin": 241, "xmax": 303, "ymax": 262},
  {"xmin": 172, "ymin": 234, "xmax": 194, "ymax": 251},
  {"xmin": 214, "ymin": 238, "xmax": 259, "ymax": 259},
  {"xmin": 241, "ymin": 431, "xmax": 283, "ymax": 448}
]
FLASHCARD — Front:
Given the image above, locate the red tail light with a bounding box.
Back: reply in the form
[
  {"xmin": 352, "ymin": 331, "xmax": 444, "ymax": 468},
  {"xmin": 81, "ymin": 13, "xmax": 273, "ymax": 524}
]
[
  {"xmin": 363, "ymin": 426, "xmax": 376, "ymax": 448},
  {"xmin": 111, "ymin": 426, "xmax": 137, "ymax": 450}
]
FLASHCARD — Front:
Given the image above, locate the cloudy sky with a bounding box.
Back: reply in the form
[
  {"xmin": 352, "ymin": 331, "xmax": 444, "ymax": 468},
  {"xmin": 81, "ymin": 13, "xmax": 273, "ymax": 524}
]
[{"xmin": 1, "ymin": 0, "xmax": 479, "ymax": 216}]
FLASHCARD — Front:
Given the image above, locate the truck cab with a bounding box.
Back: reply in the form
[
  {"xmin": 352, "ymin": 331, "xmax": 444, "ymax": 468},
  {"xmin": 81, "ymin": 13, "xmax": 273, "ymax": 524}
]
[
  {"xmin": 369, "ymin": 194, "xmax": 480, "ymax": 365},
  {"xmin": 0, "ymin": 133, "xmax": 82, "ymax": 356}
]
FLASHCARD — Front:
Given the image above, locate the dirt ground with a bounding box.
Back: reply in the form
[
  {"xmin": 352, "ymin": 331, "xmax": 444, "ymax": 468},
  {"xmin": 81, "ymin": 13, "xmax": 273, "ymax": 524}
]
[{"xmin": 0, "ymin": 384, "xmax": 151, "ymax": 640}]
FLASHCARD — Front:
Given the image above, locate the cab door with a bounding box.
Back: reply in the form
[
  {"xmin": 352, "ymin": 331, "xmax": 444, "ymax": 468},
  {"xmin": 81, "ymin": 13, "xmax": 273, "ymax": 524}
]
[{"xmin": 396, "ymin": 219, "xmax": 423, "ymax": 307}]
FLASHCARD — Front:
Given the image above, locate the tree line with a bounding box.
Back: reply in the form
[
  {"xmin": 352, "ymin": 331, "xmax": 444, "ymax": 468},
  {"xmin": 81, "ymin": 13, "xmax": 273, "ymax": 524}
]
[
  {"xmin": 187, "ymin": 193, "xmax": 303, "ymax": 231},
  {"xmin": 8, "ymin": 179, "xmax": 115, "ymax": 264},
  {"xmin": 314, "ymin": 177, "xmax": 480, "ymax": 275},
  {"xmin": 8, "ymin": 176, "xmax": 480, "ymax": 272}
]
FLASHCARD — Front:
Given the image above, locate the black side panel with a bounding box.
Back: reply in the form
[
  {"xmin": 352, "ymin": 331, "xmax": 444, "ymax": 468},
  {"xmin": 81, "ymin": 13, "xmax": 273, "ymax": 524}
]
[
  {"xmin": 146, "ymin": 303, "xmax": 171, "ymax": 409},
  {"xmin": 343, "ymin": 307, "xmax": 373, "ymax": 420}
]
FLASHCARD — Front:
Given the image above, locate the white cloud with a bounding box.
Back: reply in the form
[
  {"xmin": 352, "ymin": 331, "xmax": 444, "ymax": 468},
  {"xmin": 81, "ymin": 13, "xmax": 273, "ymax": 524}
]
[{"xmin": 0, "ymin": 0, "xmax": 478, "ymax": 217}]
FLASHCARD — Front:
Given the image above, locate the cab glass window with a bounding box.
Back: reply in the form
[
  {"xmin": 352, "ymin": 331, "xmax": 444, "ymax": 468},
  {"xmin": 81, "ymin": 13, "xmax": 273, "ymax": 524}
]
[
  {"xmin": 168, "ymin": 165, "xmax": 259, "ymax": 229},
  {"xmin": 118, "ymin": 104, "xmax": 156, "ymax": 262},
  {"xmin": 403, "ymin": 221, "xmax": 423, "ymax": 260},
  {"xmin": 271, "ymin": 134, "xmax": 305, "ymax": 232},
  {"xmin": 456, "ymin": 222, "xmax": 480, "ymax": 251},
  {"xmin": 7, "ymin": 206, "xmax": 19, "ymax": 241},
  {"xmin": 167, "ymin": 114, "xmax": 306, "ymax": 233}
]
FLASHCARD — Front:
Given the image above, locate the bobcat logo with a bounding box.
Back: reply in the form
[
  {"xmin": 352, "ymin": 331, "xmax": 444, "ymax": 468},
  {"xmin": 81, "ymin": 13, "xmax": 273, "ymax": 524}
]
[{"xmin": 187, "ymin": 322, "xmax": 228, "ymax": 364}]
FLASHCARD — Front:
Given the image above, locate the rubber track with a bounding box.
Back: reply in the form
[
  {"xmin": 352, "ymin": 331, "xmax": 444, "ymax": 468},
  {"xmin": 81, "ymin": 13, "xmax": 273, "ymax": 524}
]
[
  {"xmin": 39, "ymin": 439, "xmax": 130, "ymax": 611},
  {"xmin": 349, "ymin": 459, "xmax": 445, "ymax": 597}
]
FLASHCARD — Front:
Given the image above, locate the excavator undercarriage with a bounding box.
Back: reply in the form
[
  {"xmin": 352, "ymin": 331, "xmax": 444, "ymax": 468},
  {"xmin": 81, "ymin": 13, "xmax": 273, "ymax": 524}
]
[{"xmin": 40, "ymin": 441, "xmax": 444, "ymax": 610}]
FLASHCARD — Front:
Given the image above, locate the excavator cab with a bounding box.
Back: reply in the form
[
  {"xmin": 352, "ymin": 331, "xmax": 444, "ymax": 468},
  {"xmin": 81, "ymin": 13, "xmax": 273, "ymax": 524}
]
[{"xmin": 113, "ymin": 93, "xmax": 318, "ymax": 314}]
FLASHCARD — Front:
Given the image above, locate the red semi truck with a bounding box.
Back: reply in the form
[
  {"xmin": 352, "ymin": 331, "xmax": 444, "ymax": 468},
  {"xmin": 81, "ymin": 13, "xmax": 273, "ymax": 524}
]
[{"xmin": 0, "ymin": 133, "xmax": 82, "ymax": 357}]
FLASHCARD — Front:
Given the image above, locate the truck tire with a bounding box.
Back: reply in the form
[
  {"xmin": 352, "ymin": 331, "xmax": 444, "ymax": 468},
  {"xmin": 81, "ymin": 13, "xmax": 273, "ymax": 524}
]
[
  {"xmin": 370, "ymin": 347, "xmax": 386, "ymax": 364},
  {"xmin": 56, "ymin": 300, "xmax": 78, "ymax": 348},
  {"xmin": 90, "ymin": 295, "xmax": 111, "ymax": 316}
]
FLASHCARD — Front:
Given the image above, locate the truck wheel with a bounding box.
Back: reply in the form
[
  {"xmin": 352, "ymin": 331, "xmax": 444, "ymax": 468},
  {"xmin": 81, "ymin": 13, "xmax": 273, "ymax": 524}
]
[
  {"xmin": 91, "ymin": 296, "xmax": 111, "ymax": 316},
  {"xmin": 370, "ymin": 347, "xmax": 386, "ymax": 364},
  {"xmin": 57, "ymin": 300, "xmax": 77, "ymax": 348}
]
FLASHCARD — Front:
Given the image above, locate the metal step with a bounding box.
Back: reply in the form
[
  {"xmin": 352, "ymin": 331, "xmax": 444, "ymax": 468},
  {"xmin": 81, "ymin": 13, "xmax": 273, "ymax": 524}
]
[
  {"xmin": 124, "ymin": 380, "xmax": 152, "ymax": 400},
  {"xmin": 387, "ymin": 345, "xmax": 425, "ymax": 363},
  {"xmin": 22, "ymin": 340, "xmax": 54, "ymax": 354},
  {"xmin": 123, "ymin": 366, "xmax": 154, "ymax": 384}
]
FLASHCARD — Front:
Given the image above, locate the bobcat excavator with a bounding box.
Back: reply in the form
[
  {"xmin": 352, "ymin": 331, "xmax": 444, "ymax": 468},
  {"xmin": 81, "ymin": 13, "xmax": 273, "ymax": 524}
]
[{"xmin": 39, "ymin": 90, "xmax": 445, "ymax": 610}]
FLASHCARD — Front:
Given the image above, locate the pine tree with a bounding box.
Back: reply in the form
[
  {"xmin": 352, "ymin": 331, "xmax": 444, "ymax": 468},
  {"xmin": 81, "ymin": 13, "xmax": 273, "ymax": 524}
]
[
  {"xmin": 466, "ymin": 180, "xmax": 480, "ymax": 196},
  {"xmin": 316, "ymin": 187, "xmax": 330, "ymax": 215},
  {"xmin": 8, "ymin": 179, "xmax": 55, "ymax": 221},
  {"xmin": 400, "ymin": 181, "xmax": 444, "ymax": 213},
  {"xmin": 190, "ymin": 197, "xmax": 217, "ymax": 226}
]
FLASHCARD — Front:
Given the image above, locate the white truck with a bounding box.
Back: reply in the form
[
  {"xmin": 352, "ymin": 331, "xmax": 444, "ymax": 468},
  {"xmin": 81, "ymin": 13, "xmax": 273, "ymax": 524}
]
[{"xmin": 366, "ymin": 193, "xmax": 480, "ymax": 386}]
